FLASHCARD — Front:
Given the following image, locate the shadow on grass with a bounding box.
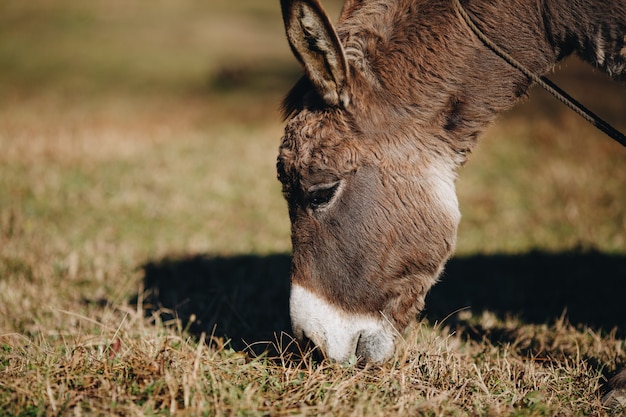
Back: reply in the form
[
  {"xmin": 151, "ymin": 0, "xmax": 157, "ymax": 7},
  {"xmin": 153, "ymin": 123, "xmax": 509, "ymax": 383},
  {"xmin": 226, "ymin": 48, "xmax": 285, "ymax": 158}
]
[
  {"xmin": 427, "ymin": 250, "xmax": 626, "ymax": 338},
  {"xmin": 134, "ymin": 249, "xmax": 626, "ymax": 354},
  {"xmin": 136, "ymin": 254, "xmax": 292, "ymax": 355}
]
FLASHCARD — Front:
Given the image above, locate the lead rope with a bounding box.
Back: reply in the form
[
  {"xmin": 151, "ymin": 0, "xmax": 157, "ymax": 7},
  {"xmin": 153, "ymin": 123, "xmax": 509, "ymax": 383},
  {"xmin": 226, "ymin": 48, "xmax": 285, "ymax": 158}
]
[{"xmin": 452, "ymin": 0, "xmax": 626, "ymax": 147}]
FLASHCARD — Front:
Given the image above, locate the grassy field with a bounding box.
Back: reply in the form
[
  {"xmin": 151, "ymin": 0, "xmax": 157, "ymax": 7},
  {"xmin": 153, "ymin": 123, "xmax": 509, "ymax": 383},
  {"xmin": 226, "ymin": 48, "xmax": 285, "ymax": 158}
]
[{"xmin": 1, "ymin": 1, "xmax": 625, "ymax": 415}]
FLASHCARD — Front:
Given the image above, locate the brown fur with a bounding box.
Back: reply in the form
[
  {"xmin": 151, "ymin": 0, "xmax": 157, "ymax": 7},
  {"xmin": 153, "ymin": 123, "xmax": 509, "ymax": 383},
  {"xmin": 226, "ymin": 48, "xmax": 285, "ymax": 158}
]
[{"xmin": 278, "ymin": 0, "xmax": 626, "ymax": 381}]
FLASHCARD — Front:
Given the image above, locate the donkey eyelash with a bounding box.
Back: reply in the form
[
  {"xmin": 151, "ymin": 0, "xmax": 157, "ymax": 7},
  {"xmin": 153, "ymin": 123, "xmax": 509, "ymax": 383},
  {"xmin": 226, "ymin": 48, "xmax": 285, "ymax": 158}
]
[{"xmin": 307, "ymin": 182, "xmax": 341, "ymax": 210}]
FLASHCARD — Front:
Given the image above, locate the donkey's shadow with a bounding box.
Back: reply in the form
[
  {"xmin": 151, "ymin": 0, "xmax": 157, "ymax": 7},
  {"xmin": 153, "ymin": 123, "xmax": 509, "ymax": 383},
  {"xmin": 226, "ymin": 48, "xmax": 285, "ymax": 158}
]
[
  {"xmin": 428, "ymin": 250, "xmax": 626, "ymax": 339},
  {"xmin": 136, "ymin": 254, "xmax": 292, "ymax": 354},
  {"xmin": 135, "ymin": 250, "xmax": 626, "ymax": 353}
]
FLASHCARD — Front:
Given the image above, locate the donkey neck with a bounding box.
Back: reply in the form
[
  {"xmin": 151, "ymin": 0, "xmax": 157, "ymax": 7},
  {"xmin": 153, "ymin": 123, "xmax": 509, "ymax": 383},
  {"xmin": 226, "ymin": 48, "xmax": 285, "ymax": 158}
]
[
  {"xmin": 470, "ymin": 0, "xmax": 626, "ymax": 76},
  {"xmin": 340, "ymin": 0, "xmax": 626, "ymax": 160},
  {"xmin": 541, "ymin": 0, "xmax": 626, "ymax": 76}
]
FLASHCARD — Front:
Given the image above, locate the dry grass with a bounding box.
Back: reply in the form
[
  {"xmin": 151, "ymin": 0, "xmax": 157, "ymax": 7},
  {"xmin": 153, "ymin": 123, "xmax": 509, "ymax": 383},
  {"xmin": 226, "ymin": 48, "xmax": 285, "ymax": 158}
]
[
  {"xmin": 1, "ymin": 0, "xmax": 625, "ymax": 416},
  {"xmin": 2, "ymin": 305, "xmax": 623, "ymax": 415}
]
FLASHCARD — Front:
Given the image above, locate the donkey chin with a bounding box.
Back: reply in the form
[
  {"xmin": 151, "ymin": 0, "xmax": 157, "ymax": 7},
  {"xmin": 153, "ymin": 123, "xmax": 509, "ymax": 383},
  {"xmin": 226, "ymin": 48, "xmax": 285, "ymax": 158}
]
[{"xmin": 290, "ymin": 284, "xmax": 397, "ymax": 363}]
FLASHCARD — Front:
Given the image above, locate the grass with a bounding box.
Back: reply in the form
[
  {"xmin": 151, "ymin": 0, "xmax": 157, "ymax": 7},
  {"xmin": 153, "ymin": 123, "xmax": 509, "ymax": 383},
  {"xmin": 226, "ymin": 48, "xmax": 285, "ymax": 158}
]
[{"xmin": 1, "ymin": 0, "xmax": 625, "ymax": 415}]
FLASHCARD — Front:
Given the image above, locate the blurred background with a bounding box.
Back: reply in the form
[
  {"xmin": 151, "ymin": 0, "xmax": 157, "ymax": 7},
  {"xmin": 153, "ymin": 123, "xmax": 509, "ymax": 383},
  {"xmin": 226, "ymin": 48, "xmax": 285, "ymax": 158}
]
[
  {"xmin": 1, "ymin": 0, "xmax": 625, "ymax": 346},
  {"xmin": 0, "ymin": 0, "xmax": 307, "ymax": 257}
]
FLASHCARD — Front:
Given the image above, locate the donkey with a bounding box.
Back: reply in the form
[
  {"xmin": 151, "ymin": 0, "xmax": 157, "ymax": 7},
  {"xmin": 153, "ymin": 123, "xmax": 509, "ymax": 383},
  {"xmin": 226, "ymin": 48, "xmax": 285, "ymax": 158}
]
[{"xmin": 277, "ymin": 0, "xmax": 625, "ymax": 401}]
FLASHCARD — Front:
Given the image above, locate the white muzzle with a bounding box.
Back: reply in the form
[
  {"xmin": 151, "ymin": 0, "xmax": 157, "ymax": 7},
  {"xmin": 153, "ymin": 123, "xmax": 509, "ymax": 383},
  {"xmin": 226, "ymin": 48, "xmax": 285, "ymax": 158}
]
[{"xmin": 289, "ymin": 284, "xmax": 396, "ymax": 363}]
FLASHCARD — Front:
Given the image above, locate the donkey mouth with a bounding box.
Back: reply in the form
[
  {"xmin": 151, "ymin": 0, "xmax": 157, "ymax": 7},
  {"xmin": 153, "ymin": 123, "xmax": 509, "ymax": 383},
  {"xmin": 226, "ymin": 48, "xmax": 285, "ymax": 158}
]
[{"xmin": 290, "ymin": 284, "xmax": 396, "ymax": 363}]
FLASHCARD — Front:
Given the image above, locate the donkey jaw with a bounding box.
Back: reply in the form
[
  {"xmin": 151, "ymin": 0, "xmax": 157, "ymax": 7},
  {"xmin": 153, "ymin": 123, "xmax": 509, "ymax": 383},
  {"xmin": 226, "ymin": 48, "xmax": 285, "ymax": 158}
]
[{"xmin": 290, "ymin": 284, "xmax": 396, "ymax": 363}]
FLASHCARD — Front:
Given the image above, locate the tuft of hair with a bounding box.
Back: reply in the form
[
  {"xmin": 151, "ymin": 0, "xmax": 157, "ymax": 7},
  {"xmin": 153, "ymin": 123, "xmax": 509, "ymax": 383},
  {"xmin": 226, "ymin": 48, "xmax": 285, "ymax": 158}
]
[{"xmin": 281, "ymin": 76, "xmax": 315, "ymax": 120}]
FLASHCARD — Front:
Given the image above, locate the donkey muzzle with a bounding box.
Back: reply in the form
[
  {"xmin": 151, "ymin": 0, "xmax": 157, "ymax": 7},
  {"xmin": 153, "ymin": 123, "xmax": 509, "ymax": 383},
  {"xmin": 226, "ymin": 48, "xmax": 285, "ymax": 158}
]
[{"xmin": 289, "ymin": 284, "xmax": 396, "ymax": 363}]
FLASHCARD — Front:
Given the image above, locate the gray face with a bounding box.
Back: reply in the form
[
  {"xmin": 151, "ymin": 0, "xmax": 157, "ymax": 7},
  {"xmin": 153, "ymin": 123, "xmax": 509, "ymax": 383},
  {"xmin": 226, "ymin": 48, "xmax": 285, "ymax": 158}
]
[{"xmin": 277, "ymin": 109, "xmax": 461, "ymax": 362}]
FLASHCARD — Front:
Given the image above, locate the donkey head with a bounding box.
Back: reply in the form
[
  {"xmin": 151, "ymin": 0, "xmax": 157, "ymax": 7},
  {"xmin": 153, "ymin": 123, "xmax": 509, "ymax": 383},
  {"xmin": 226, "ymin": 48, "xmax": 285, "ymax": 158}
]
[{"xmin": 278, "ymin": 0, "xmax": 462, "ymax": 362}]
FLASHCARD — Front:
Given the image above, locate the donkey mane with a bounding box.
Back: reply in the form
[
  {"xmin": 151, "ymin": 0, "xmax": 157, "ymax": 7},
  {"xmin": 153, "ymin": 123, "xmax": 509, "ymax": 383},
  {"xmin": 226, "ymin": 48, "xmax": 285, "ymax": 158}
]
[{"xmin": 282, "ymin": 76, "xmax": 317, "ymax": 120}]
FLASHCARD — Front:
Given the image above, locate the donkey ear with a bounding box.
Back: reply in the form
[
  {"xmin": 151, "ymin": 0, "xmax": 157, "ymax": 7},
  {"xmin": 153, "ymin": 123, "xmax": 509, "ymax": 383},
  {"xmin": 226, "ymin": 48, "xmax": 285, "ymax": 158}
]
[{"xmin": 281, "ymin": 0, "xmax": 349, "ymax": 107}]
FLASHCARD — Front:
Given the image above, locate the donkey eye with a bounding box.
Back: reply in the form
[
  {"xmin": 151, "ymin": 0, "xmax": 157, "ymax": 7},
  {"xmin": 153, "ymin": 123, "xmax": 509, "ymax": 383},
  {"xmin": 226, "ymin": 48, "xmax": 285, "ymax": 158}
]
[{"xmin": 307, "ymin": 183, "xmax": 340, "ymax": 209}]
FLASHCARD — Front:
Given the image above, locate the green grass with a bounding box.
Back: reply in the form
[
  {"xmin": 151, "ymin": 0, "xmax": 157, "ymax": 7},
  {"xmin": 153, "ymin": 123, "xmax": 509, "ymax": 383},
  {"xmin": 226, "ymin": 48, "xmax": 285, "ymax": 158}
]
[{"xmin": 1, "ymin": 0, "xmax": 625, "ymax": 415}]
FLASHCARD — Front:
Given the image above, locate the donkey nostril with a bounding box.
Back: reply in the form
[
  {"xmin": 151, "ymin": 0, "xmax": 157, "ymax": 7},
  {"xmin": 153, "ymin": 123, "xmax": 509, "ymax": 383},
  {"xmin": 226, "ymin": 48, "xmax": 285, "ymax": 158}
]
[
  {"xmin": 355, "ymin": 330, "xmax": 395, "ymax": 363},
  {"xmin": 355, "ymin": 333, "xmax": 368, "ymax": 360}
]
